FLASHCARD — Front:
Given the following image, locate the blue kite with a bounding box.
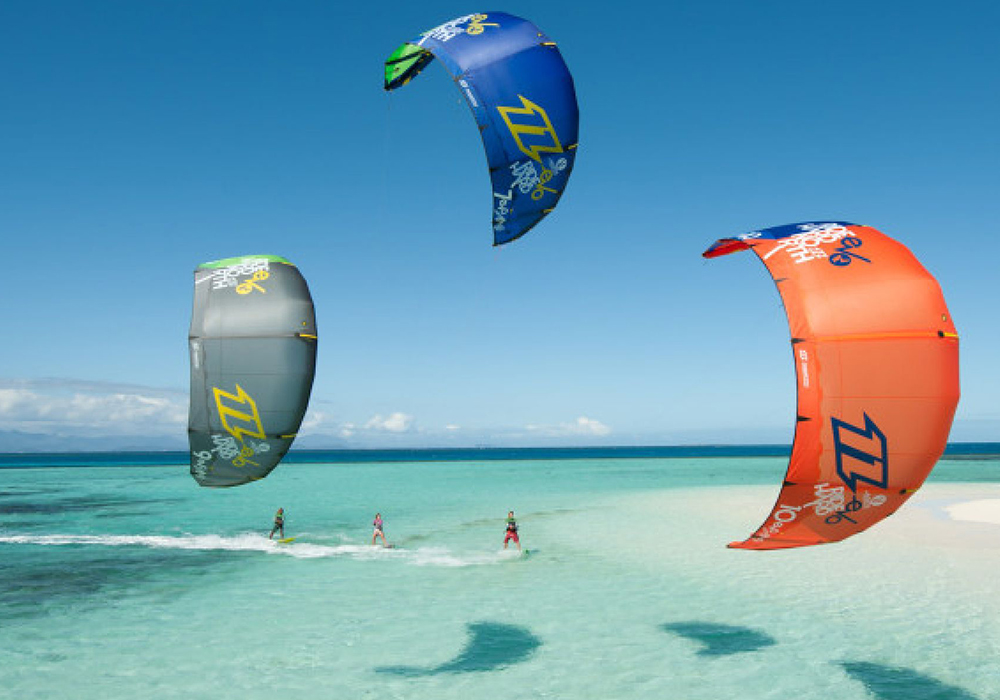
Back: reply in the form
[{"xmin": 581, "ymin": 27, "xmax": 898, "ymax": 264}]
[{"xmin": 385, "ymin": 12, "xmax": 579, "ymax": 245}]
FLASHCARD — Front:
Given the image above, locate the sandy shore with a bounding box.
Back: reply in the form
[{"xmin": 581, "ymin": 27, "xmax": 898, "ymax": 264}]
[
  {"xmin": 551, "ymin": 481, "xmax": 1000, "ymax": 568},
  {"xmin": 946, "ymin": 498, "xmax": 1000, "ymax": 525}
]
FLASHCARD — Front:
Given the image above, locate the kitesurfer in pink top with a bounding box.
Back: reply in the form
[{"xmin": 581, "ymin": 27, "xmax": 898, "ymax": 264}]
[{"xmin": 372, "ymin": 512, "xmax": 388, "ymax": 547}]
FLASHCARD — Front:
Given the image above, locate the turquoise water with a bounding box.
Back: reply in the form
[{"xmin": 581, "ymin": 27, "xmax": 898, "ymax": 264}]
[{"xmin": 2, "ymin": 454, "xmax": 999, "ymax": 699}]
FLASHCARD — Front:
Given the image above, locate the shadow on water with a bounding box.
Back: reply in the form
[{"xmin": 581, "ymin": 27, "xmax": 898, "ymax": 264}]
[
  {"xmin": 0, "ymin": 519, "xmax": 50, "ymax": 530},
  {"xmin": 94, "ymin": 510, "xmax": 161, "ymax": 520},
  {"xmin": 0, "ymin": 548, "xmax": 242, "ymax": 619},
  {"xmin": 0, "ymin": 494, "xmax": 179, "ymax": 516},
  {"xmin": 841, "ymin": 662, "xmax": 981, "ymax": 700},
  {"xmin": 0, "ymin": 488, "xmax": 65, "ymax": 499},
  {"xmin": 376, "ymin": 621, "xmax": 542, "ymax": 676},
  {"xmin": 662, "ymin": 621, "xmax": 776, "ymax": 657}
]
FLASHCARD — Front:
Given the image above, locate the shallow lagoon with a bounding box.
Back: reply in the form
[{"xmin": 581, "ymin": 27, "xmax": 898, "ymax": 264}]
[{"xmin": 2, "ymin": 455, "xmax": 998, "ymax": 699}]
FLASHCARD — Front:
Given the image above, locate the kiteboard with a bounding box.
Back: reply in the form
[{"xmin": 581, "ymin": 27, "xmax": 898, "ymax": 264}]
[
  {"xmin": 276, "ymin": 537, "xmax": 296, "ymax": 544},
  {"xmin": 503, "ymin": 548, "xmax": 531, "ymax": 560}
]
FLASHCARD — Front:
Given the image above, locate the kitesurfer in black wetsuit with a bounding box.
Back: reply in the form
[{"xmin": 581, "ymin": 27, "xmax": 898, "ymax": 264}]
[{"xmin": 269, "ymin": 508, "xmax": 285, "ymax": 539}]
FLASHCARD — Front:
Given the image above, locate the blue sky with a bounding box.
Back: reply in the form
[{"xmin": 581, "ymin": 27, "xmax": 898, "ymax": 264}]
[{"xmin": 1, "ymin": 0, "xmax": 997, "ymax": 449}]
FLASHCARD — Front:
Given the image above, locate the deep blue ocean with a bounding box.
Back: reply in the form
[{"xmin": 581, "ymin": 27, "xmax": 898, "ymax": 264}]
[{"xmin": 1, "ymin": 441, "xmax": 997, "ymax": 467}]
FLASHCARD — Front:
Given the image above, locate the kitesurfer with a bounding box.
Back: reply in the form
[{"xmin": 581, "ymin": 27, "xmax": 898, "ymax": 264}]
[
  {"xmin": 504, "ymin": 510, "xmax": 521, "ymax": 550},
  {"xmin": 372, "ymin": 512, "xmax": 388, "ymax": 547},
  {"xmin": 269, "ymin": 508, "xmax": 285, "ymax": 540}
]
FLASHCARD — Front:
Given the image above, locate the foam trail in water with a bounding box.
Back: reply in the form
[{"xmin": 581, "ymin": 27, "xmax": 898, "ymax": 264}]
[{"xmin": 0, "ymin": 533, "xmax": 521, "ymax": 567}]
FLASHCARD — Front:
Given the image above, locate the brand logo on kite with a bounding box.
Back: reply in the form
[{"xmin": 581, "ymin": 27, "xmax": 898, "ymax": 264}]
[
  {"xmin": 798, "ymin": 348, "xmax": 811, "ymax": 389},
  {"xmin": 498, "ymin": 95, "xmax": 565, "ymax": 164},
  {"xmin": 194, "ymin": 433, "xmax": 272, "ymax": 475},
  {"xmin": 760, "ymin": 223, "xmax": 866, "ymax": 265},
  {"xmin": 821, "ymin": 489, "xmax": 888, "ymax": 526},
  {"xmin": 763, "ymin": 483, "xmax": 858, "ymax": 539},
  {"xmin": 493, "ymin": 156, "xmax": 568, "ymax": 233},
  {"xmin": 213, "ymin": 385, "xmax": 266, "ymax": 444},
  {"xmin": 832, "ymin": 413, "xmax": 889, "ymax": 492},
  {"xmin": 828, "ymin": 235, "xmax": 871, "ymax": 266},
  {"xmin": 418, "ymin": 14, "xmax": 497, "ymax": 44},
  {"xmin": 457, "ymin": 79, "xmax": 479, "ymax": 108},
  {"xmin": 202, "ymin": 258, "xmax": 272, "ymax": 291},
  {"xmin": 751, "ymin": 481, "xmax": 888, "ymax": 542},
  {"xmin": 236, "ymin": 269, "xmax": 269, "ymax": 294},
  {"xmin": 465, "ymin": 14, "xmax": 498, "ymax": 35},
  {"xmin": 191, "ymin": 450, "xmax": 213, "ymax": 479},
  {"xmin": 210, "ymin": 386, "xmax": 274, "ymax": 471}
]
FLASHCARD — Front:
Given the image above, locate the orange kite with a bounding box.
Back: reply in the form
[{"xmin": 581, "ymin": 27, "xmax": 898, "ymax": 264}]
[{"xmin": 705, "ymin": 222, "xmax": 960, "ymax": 549}]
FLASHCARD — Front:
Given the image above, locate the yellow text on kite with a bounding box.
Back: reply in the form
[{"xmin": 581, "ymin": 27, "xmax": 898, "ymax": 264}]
[
  {"xmin": 236, "ymin": 270, "xmax": 269, "ymax": 295},
  {"xmin": 466, "ymin": 14, "xmax": 499, "ymax": 35}
]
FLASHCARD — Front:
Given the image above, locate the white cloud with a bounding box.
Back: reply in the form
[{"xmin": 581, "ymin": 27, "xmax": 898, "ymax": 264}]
[
  {"xmin": 364, "ymin": 412, "xmax": 414, "ymax": 433},
  {"xmin": 299, "ymin": 410, "xmax": 327, "ymax": 431},
  {"xmin": 445, "ymin": 424, "xmax": 461, "ymax": 431},
  {"xmin": 568, "ymin": 416, "xmax": 612, "ymax": 436},
  {"xmin": 525, "ymin": 415, "xmax": 611, "ymax": 438},
  {"xmin": 0, "ymin": 389, "xmax": 39, "ymax": 416},
  {"xmin": 0, "ymin": 380, "xmax": 186, "ymax": 437},
  {"xmin": 298, "ymin": 411, "xmax": 362, "ymax": 440},
  {"xmin": 296, "ymin": 408, "xmax": 419, "ymax": 443}
]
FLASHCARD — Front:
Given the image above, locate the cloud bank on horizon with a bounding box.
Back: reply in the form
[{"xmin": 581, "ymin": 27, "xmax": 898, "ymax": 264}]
[
  {"xmin": 0, "ymin": 379, "xmax": 186, "ymax": 438},
  {"xmin": 0, "ymin": 378, "xmax": 634, "ymax": 450},
  {"xmin": 1, "ymin": 376, "xmax": 995, "ymax": 451}
]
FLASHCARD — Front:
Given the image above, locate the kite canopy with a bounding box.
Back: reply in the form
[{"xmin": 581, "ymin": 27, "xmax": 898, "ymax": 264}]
[
  {"xmin": 384, "ymin": 12, "xmax": 579, "ymax": 245},
  {"xmin": 705, "ymin": 222, "xmax": 960, "ymax": 549},
  {"xmin": 188, "ymin": 255, "xmax": 317, "ymax": 487}
]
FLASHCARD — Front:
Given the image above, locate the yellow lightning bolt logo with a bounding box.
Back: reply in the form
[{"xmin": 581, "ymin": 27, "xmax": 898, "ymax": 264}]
[
  {"xmin": 213, "ymin": 384, "xmax": 266, "ymax": 443},
  {"xmin": 497, "ymin": 95, "xmax": 564, "ymax": 163}
]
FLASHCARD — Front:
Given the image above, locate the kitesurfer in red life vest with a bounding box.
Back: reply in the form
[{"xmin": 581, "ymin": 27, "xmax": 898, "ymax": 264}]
[
  {"xmin": 269, "ymin": 508, "xmax": 285, "ymax": 540},
  {"xmin": 504, "ymin": 510, "xmax": 520, "ymax": 550},
  {"xmin": 372, "ymin": 512, "xmax": 388, "ymax": 547}
]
